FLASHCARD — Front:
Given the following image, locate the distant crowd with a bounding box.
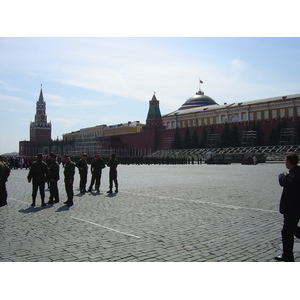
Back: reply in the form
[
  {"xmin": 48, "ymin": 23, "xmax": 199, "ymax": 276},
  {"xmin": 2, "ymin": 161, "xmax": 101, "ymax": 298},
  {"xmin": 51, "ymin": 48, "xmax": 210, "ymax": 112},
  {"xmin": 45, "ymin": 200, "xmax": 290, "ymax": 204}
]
[{"xmin": 4, "ymin": 155, "xmax": 204, "ymax": 169}]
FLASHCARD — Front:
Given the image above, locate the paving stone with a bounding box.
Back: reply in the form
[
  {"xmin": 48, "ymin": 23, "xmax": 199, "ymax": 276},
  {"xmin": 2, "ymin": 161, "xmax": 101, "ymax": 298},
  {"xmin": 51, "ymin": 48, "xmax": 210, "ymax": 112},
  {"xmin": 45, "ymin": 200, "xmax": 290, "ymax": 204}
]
[{"xmin": 1, "ymin": 163, "xmax": 299, "ymax": 262}]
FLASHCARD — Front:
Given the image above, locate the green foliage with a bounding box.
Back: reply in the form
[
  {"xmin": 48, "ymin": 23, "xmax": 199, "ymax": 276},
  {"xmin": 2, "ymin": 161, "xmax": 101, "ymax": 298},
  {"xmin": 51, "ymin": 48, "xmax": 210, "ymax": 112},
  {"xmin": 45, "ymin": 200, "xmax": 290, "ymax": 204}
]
[
  {"xmin": 191, "ymin": 127, "xmax": 199, "ymax": 148},
  {"xmin": 252, "ymin": 120, "xmax": 264, "ymax": 146},
  {"xmin": 231, "ymin": 123, "xmax": 240, "ymax": 147},
  {"xmin": 220, "ymin": 122, "xmax": 231, "ymax": 147},
  {"xmin": 268, "ymin": 120, "xmax": 282, "ymax": 146},
  {"xmin": 171, "ymin": 127, "xmax": 182, "ymax": 149},
  {"xmin": 183, "ymin": 126, "xmax": 192, "ymax": 149},
  {"xmin": 199, "ymin": 126, "xmax": 207, "ymax": 148}
]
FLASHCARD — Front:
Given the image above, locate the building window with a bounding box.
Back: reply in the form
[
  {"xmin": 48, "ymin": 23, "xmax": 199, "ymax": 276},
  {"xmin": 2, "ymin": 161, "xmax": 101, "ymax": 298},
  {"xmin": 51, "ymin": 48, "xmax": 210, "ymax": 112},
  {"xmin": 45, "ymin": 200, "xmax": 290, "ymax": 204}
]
[
  {"xmin": 264, "ymin": 110, "xmax": 269, "ymax": 119},
  {"xmin": 221, "ymin": 115, "xmax": 226, "ymax": 123},
  {"xmin": 272, "ymin": 110, "xmax": 277, "ymax": 118},
  {"xmin": 210, "ymin": 117, "xmax": 213, "ymax": 124},
  {"xmin": 257, "ymin": 112, "xmax": 261, "ymax": 120},
  {"xmin": 280, "ymin": 109, "xmax": 285, "ymax": 118},
  {"xmin": 198, "ymin": 119, "xmax": 202, "ymax": 126},
  {"xmin": 249, "ymin": 112, "xmax": 254, "ymax": 121},
  {"xmin": 204, "ymin": 118, "xmax": 207, "ymax": 125},
  {"xmin": 289, "ymin": 108, "xmax": 294, "ymax": 117},
  {"xmin": 231, "ymin": 115, "xmax": 239, "ymax": 122},
  {"xmin": 241, "ymin": 112, "xmax": 247, "ymax": 121},
  {"xmin": 298, "ymin": 107, "xmax": 300, "ymax": 116}
]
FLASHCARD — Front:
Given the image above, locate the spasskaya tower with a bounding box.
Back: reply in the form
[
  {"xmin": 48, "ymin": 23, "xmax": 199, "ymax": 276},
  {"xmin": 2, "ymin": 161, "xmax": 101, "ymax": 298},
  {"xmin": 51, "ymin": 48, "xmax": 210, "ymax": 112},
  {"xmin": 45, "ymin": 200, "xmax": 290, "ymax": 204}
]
[{"xmin": 30, "ymin": 85, "xmax": 51, "ymax": 142}]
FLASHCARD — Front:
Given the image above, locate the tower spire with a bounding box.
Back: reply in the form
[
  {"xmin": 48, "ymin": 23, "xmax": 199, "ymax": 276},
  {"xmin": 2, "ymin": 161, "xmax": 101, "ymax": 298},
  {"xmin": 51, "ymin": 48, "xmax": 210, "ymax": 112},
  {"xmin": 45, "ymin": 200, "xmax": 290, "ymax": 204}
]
[{"xmin": 38, "ymin": 84, "xmax": 44, "ymax": 103}]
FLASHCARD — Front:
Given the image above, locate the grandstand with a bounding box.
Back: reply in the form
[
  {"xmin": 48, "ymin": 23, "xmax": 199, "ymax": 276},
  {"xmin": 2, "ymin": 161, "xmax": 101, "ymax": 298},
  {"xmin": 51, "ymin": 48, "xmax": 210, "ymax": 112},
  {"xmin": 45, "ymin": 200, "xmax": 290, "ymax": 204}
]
[{"xmin": 150, "ymin": 145, "xmax": 300, "ymax": 161}]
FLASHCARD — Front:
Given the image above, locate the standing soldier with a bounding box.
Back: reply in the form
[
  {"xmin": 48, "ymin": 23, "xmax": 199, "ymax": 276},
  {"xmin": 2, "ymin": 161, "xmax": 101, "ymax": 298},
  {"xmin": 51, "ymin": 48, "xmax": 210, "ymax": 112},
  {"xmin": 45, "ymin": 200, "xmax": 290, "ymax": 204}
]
[
  {"xmin": 0, "ymin": 156, "xmax": 11, "ymax": 207},
  {"xmin": 88, "ymin": 154, "xmax": 105, "ymax": 193},
  {"xmin": 107, "ymin": 153, "xmax": 119, "ymax": 194},
  {"xmin": 64, "ymin": 155, "xmax": 76, "ymax": 206},
  {"xmin": 48, "ymin": 153, "xmax": 60, "ymax": 204},
  {"xmin": 27, "ymin": 153, "xmax": 49, "ymax": 207},
  {"xmin": 76, "ymin": 153, "xmax": 88, "ymax": 194},
  {"xmin": 45, "ymin": 154, "xmax": 52, "ymax": 189}
]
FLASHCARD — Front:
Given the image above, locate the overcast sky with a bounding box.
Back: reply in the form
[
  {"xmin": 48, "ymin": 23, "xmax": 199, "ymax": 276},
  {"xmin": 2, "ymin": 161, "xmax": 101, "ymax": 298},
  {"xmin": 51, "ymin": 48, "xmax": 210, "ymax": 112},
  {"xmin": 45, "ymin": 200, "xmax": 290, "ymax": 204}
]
[{"xmin": 1, "ymin": 1, "xmax": 300, "ymax": 154}]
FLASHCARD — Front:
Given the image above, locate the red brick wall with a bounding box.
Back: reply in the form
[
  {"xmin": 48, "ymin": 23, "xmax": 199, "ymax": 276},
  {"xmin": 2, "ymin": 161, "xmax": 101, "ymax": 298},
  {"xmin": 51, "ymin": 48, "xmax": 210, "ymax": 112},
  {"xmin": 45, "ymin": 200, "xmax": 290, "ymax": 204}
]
[{"xmin": 113, "ymin": 117, "xmax": 299, "ymax": 154}]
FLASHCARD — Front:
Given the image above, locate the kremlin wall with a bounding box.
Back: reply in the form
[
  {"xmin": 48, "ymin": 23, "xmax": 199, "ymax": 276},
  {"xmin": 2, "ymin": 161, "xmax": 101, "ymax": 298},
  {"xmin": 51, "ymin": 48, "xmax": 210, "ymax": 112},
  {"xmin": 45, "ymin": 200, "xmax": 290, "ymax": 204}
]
[
  {"xmin": 97, "ymin": 90, "xmax": 300, "ymax": 156},
  {"xmin": 20, "ymin": 86, "xmax": 300, "ymax": 158}
]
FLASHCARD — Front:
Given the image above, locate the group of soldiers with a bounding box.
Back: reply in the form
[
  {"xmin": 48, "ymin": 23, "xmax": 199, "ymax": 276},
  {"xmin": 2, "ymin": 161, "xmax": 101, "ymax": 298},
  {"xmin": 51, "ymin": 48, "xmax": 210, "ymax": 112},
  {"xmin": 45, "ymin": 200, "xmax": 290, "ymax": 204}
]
[{"xmin": 24, "ymin": 152, "xmax": 119, "ymax": 208}]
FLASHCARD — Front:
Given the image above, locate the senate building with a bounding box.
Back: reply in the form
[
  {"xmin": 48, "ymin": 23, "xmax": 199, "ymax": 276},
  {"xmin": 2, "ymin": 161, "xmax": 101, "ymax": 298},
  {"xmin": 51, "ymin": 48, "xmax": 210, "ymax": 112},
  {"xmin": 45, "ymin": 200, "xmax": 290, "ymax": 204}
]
[{"xmin": 162, "ymin": 89, "xmax": 300, "ymax": 129}]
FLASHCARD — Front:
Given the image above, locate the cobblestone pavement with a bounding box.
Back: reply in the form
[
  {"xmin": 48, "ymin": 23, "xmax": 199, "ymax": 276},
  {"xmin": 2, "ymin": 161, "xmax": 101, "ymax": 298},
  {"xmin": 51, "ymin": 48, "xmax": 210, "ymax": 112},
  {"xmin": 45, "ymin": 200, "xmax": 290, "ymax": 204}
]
[{"xmin": 1, "ymin": 162, "xmax": 299, "ymax": 262}]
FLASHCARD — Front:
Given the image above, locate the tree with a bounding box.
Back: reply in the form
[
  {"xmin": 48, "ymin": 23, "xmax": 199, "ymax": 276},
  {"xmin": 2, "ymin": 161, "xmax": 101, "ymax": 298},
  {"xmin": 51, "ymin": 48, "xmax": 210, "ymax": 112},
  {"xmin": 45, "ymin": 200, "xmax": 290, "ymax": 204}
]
[
  {"xmin": 268, "ymin": 120, "xmax": 282, "ymax": 145},
  {"xmin": 220, "ymin": 122, "xmax": 231, "ymax": 147},
  {"xmin": 231, "ymin": 123, "xmax": 240, "ymax": 147},
  {"xmin": 191, "ymin": 127, "xmax": 199, "ymax": 148},
  {"xmin": 252, "ymin": 120, "xmax": 264, "ymax": 146},
  {"xmin": 183, "ymin": 126, "xmax": 192, "ymax": 149},
  {"xmin": 199, "ymin": 126, "xmax": 208, "ymax": 148},
  {"xmin": 171, "ymin": 127, "xmax": 182, "ymax": 149}
]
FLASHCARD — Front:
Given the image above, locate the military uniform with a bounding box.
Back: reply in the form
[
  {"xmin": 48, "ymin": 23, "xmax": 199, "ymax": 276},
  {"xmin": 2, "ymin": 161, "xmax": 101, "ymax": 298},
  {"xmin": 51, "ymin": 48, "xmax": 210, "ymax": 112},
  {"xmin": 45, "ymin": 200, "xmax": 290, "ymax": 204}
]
[
  {"xmin": 76, "ymin": 154, "xmax": 88, "ymax": 193},
  {"xmin": 27, "ymin": 154, "xmax": 49, "ymax": 207},
  {"xmin": 64, "ymin": 156, "xmax": 76, "ymax": 206},
  {"xmin": 107, "ymin": 154, "xmax": 119, "ymax": 193},
  {"xmin": 88, "ymin": 156, "xmax": 105, "ymax": 192},
  {"xmin": 48, "ymin": 154, "xmax": 60, "ymax": 204},
  {"xmin": 0, "ymin": 158, "xmax": 10, "ymax": 207}
]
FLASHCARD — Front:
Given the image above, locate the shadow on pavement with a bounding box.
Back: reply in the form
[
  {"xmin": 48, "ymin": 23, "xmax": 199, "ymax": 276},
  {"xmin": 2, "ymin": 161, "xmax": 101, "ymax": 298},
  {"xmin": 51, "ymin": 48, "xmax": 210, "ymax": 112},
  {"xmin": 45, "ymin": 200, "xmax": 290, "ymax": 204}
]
[
  {"xmin": 106, "ymin": 193, "xmax": 117, "ymax": 198},
  {"xmin": 55, "ymin": 205, "xmax": 72, "ymax": 212},
  {"xmin": 18, "ymin": 205, "xmax": 51, "ymax": 213}
]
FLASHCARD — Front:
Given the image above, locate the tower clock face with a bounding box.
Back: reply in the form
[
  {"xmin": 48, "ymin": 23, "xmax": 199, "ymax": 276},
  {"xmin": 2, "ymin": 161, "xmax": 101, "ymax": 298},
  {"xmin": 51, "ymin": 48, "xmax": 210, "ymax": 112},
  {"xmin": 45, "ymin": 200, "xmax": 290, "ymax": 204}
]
[{"xmin": 40, "ymin": 114, "xmax": 45, "ymax": 120}]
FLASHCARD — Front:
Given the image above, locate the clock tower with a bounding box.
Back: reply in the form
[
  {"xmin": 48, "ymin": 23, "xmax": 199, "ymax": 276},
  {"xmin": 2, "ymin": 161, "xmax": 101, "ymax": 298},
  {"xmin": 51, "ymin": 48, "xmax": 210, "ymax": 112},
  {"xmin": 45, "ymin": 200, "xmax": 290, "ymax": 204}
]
[{"xmin": 30, "ymin": 85, "xmax": 51, "ymax": 142}]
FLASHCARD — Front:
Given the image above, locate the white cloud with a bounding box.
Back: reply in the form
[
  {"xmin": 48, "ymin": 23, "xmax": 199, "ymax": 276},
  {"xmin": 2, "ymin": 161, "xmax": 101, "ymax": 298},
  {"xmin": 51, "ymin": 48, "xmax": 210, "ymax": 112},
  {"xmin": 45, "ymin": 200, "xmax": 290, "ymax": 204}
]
[
  {"xmin": 51, "ymin": 117, "xmax": 81, "ymax": 128},
  {"xmin": 0, "ymin": 94, "xmax": 31, "ymax": 104}
]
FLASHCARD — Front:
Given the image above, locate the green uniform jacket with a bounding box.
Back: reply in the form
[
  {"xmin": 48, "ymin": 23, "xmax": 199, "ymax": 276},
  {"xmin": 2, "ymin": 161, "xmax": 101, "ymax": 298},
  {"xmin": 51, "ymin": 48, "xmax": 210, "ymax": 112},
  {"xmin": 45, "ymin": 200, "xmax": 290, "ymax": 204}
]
[
  {"xmin": 64, "ymin": 161, "xmax": 76, "ymax": 181},
  {"xmin": 76, "ymin": 159, "xmax": 88, "ymax": 173},
  {"xmin": 27, "ymin": 160, "xmax": 48, "ymax": 182}
]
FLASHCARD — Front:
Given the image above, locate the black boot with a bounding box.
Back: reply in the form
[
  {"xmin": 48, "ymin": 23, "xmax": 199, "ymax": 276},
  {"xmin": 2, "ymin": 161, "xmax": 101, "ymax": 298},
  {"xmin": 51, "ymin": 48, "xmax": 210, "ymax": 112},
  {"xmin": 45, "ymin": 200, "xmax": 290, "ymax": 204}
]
[{"xmin": 31, "ymin": 197, "xmax": 36, "ymax": 207}]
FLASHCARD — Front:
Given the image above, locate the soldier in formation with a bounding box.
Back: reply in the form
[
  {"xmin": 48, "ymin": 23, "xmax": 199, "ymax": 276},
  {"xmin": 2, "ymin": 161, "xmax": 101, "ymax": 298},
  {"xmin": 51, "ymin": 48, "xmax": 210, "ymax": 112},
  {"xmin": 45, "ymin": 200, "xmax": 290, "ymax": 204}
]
[
  {"xmin": 64, "ymin": 155, "xmax": 76, "ymax": 206},
  {"xmin": 88, "ymin": 154, "xmax": 105, "ymax": 193},
  {"xmin": 76, "ymin": 153, "xmax": 88, "ymax": 194},
  {"xmin": 27, "ymin": 153, "xmax": 48, "ymax": 207},
  {"xmin": 0, "ymin": 156, "xmax": 11, "ymax": 207},
  {"xmin": 48, "ymin": 153, "xmax": 60, "ymax": 204},
  {"xmin": 107, "ymin": 153, "xmax": 119, "ymax": 194}
]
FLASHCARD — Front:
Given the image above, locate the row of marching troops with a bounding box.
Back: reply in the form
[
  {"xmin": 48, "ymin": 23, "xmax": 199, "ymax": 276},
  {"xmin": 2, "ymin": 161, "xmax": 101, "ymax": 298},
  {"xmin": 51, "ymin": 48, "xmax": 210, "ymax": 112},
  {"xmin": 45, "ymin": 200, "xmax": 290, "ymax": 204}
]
[{"xmin": 0, "ymin": 153, "xmax": 119, "ymax": 208}]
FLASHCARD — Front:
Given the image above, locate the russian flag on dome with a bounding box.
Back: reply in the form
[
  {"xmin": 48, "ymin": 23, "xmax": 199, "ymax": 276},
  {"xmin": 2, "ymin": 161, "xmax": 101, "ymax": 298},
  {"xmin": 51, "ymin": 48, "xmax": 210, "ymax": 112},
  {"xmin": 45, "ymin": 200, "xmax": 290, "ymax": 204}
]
[{"xmin": 200, "ymin": 79, "xmax": 203, "ymax": 84}]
